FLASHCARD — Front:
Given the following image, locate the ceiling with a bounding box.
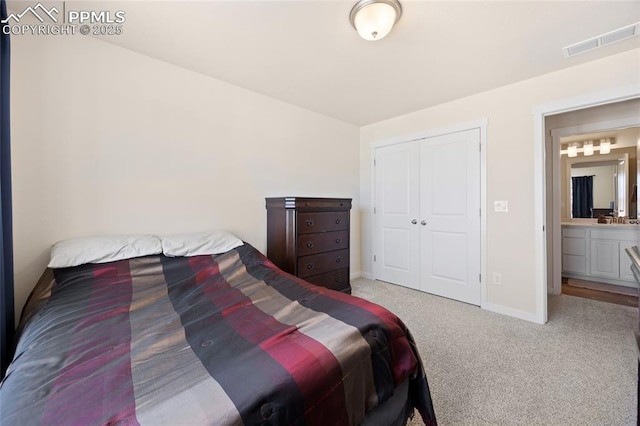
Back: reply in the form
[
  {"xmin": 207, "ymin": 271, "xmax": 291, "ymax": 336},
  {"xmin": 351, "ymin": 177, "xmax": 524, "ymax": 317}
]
[{"xmin": 9, "ymin": 1, "xmax": 640, "ymax": 125}]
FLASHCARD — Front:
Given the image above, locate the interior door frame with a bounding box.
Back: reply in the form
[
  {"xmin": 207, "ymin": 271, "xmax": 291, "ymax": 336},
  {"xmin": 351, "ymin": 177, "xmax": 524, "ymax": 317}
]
[
  {"xmin": 533, "ymin": 84, "xmax": 640, "ymax": 325},
  {"xmin": 549, "ymin": 118, "xmax": 640, "ymax": 296},
  {"xmin": 371, "ymin": 119, "xmax": 488, "ymax": 309}
]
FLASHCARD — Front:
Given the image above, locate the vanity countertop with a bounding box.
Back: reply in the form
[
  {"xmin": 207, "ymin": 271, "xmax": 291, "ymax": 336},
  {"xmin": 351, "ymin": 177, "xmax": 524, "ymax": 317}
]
[{"xmin": 561, "ymin": 221, "xmax": 639, "ymax": 230}]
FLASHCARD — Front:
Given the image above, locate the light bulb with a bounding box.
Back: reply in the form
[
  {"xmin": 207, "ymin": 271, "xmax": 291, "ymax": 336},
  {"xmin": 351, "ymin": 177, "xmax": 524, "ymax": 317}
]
[{"xmin": 583, "ymin": 140, "xmax": 594, "ymax": 156}]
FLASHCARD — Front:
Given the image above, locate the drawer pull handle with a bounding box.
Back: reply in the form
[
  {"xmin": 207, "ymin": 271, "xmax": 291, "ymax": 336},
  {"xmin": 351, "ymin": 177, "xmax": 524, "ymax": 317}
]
[
  {"xmin": 335, "ymin": 239, "xmax": 341, "ymax": 244},
  {"xmin": 306, "ymin": 263, "xmax": 314, "ymax": 270},
  {"xmin": 306, "ymin": 242, "xmax": 314, "ymax": 249},
  {"xmin": 335, "ymin": 219, "xmax": 341, "ymax": 224},
  {"xmin": 336, "ymin": 258, "xmax": 342, "ymax": 264},
  {"xmin": 306, "ymin": 220, "xmax": 314, "ymax": 227}
]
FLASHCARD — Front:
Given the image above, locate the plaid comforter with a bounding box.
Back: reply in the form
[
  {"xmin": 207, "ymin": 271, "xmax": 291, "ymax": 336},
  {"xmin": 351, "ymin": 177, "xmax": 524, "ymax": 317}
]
[{"xmin": 1, "ymin": 243, "xmax": 436, "ymax": 425}]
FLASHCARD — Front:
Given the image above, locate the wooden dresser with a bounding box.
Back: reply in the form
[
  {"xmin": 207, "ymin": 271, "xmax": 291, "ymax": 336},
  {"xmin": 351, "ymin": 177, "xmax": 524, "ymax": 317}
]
[{"xmin": 266, "ymin": 197, "xmax": 352, "ymax": 293}]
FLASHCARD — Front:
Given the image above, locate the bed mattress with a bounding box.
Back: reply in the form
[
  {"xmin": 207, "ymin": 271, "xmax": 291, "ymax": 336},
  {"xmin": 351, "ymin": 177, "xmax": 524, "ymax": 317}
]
[{"xmin": 0, "ymin": 243, "xmax": 436, "ymax": 425}]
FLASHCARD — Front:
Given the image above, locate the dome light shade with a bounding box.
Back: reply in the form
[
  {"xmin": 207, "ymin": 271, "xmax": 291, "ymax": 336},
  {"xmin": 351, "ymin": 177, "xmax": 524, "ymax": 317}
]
[{"xmin": 350, "ymin": 0, "xmax": 402, "ymax": 41}]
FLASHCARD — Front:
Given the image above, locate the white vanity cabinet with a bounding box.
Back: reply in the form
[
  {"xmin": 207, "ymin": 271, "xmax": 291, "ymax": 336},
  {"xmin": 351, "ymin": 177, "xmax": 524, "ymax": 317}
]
[
  {"xmin": 619, "ymin": 241, "xmax": 637, "ymax": 282},
  {"xmin": 590, "ymin": 238, "xmax": 619, "ymax": 278},
  {"xmin": 562, "ymin": 224, "xmax": 639, "ymax": 288},
  {"xmin": 562, "ymin": 227, "xmax": 587, "ymax": 275}
]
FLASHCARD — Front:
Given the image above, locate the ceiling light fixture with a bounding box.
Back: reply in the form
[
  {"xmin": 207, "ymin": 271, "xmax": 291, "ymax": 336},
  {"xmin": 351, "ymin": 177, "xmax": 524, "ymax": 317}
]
[
  {"xmin": 583, "ymin": 140, "xmax": 594, "ymax": 156},
  {"xmin": 567, "ymin": 144, "xmax": 578, "ymax": 158},
  {"xmin": 349, "ymin": 0, "xmax": 402, "ymax": 41},
  {"xmin": 600, "ymin": 138, "xmax": 611, "ymax": 154}
]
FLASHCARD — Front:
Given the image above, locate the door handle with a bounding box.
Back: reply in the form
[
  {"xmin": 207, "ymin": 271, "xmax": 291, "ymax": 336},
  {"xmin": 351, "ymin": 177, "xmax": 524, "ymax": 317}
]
[
  {"xmin": 421, "ymin": 220, "xmax": 427, "ymax": 225},
  {"xmin": 411, "ymin": 219, "xmax": 418, "ymax": 224}
]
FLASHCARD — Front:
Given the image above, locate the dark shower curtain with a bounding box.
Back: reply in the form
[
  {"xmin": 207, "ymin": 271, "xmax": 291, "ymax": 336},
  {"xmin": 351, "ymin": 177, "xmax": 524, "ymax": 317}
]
[{"xmin": 572, "ymin": 176, "xmax": 593, "ymax": 218}]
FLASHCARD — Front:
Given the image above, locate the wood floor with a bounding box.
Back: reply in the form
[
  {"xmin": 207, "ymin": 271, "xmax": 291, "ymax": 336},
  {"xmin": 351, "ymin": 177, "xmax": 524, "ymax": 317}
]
[{"xmin": 562, "ymin": 277, "xmax": 638, "ymax": 307}]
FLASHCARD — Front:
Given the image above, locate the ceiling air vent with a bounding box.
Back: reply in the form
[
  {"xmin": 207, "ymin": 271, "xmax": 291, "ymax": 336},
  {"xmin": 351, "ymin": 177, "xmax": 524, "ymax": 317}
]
[{"xmin": 563, "ymin": 22, "xmax": 640, "ymax": 58}]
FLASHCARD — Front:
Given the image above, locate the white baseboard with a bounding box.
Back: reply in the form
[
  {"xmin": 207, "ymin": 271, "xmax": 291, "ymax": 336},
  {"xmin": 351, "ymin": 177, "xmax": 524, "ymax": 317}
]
[
  {"xmin": 351, "ymin": 272, "xmax": 542, "ymax": 323},
  {"xmin": 482, "ymin": 302, "xmax": 544, "ymax": 324},
  {"xmin": 351, "ymin": 271, "xmax": 373, "ymax": 280}
]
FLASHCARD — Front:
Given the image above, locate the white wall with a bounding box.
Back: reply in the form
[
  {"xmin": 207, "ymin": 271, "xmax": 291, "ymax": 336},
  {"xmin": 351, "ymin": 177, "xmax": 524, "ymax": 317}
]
[
  {"xmin": 360, "ymin": 48, "xmax": 640, "ymax": 317},
  {"xmin": 10, "ymin": 31, "xmax": 640, "ymax": 328},
  {"xmin": 11, "ymin": 34, "xmax": 360, "ymax": 320}
]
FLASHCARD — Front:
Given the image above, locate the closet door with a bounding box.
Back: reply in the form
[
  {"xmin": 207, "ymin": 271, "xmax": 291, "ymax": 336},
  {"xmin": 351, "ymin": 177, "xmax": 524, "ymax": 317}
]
[
  {"xmin": 374, "ymin": 142, "xmax": 420, "ymax": 289},
  {"xmin": 419, "ymin": 129, "xmax": 481, "ymax": 305}
]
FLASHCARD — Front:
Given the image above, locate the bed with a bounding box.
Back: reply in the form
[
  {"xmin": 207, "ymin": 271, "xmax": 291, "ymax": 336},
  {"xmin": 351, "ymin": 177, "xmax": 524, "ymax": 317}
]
[{"xmin": 0, "ymin": 232, "xmax": 437, "ymax": 425}]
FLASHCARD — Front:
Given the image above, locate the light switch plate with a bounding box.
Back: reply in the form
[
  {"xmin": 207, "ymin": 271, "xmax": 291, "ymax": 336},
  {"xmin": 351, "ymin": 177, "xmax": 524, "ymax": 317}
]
[{"xmin": 494, "ymin": 200, "xmax": 509, "ymax": 212}]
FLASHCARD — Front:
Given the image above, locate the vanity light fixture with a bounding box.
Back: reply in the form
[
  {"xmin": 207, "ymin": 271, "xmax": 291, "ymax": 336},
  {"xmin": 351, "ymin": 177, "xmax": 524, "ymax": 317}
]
[
  {"xmin": 583, "ymin": 140, "xmax": 594, "ymax": 156},
  {"xmin": 561, "ymin": 137, "xmax": 616, "ymax": 157},
  {"xmin": 600, "ymin": 138, "xmax": 611, "ymax": 154},
  {"xmin": 349, "ymin": 0, "xmax": 402, "ymax": 41}
]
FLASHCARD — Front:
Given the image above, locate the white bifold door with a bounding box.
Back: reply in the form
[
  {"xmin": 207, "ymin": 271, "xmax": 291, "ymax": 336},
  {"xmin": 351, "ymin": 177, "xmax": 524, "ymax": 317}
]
[{"xmin": 374, "ymin": 129, "xmax": 481, "ymax": 305}]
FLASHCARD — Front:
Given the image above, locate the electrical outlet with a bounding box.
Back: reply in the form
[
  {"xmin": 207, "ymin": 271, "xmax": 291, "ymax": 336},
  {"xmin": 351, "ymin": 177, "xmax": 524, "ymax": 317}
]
[
  {"xmin": 494, "ymin": 201, "xmax": 509, "ymax": 212},
  {"xmin": 492, "ymin": 272, "xmax": 502, "ymax": 285}
]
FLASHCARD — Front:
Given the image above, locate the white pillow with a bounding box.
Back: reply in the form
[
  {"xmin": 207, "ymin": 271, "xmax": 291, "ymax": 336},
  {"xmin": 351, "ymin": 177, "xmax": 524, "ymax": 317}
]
[
  {"xmin": 48, "ymin": 235, "xmax": 163, "ymax": 268},
  {"xmin": 161, "ymin": 230, "xmax": 244, "ymax": 257}
]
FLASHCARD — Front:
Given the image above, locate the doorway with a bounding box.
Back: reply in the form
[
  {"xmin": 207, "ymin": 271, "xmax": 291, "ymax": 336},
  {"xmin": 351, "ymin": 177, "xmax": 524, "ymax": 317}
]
[{"xmin": 543, "ymin": 98, "xmax": 640, "ymax": 312}]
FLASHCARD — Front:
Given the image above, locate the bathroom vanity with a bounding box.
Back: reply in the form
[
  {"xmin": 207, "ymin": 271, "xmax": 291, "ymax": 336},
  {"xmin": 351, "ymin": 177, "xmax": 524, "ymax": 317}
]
[{"xmin": 562, "ymin": 222, "xmax": 639, "ymax": 287}]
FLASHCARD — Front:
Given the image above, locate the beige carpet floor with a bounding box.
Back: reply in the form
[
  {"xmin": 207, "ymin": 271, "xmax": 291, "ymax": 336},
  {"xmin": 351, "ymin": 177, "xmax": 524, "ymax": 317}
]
[{"xmin": 351, "ymin": 278, "xmax": 638, "ymax": 426}]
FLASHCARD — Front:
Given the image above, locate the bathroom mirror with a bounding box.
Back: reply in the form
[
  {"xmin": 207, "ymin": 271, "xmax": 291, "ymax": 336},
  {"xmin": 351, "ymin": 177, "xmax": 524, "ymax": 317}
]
[
  {"xmin": 569, "ymin": 157, "xmax": 630, "ymax": 218},
  {"xmin": 560, "ymin": 127, "xmax": 640, "ymax": 220}
]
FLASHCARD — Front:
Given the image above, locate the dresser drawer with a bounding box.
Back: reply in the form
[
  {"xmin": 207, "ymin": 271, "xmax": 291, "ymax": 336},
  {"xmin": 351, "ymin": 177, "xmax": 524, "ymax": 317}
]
[
  {"xmin": 297, "ymin": 231, "xmax": 348, "ymax": 256},
  {"xmin": 298, "ymin": 212, "xmax": 348, "ymax": 234},
  {"xmin": 305, "ymin": 268, "xmax": 350, "ymax": 292},
  {"xmin": 297, "ymin": 249, "xmax": 349, "ymax": 278}
]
